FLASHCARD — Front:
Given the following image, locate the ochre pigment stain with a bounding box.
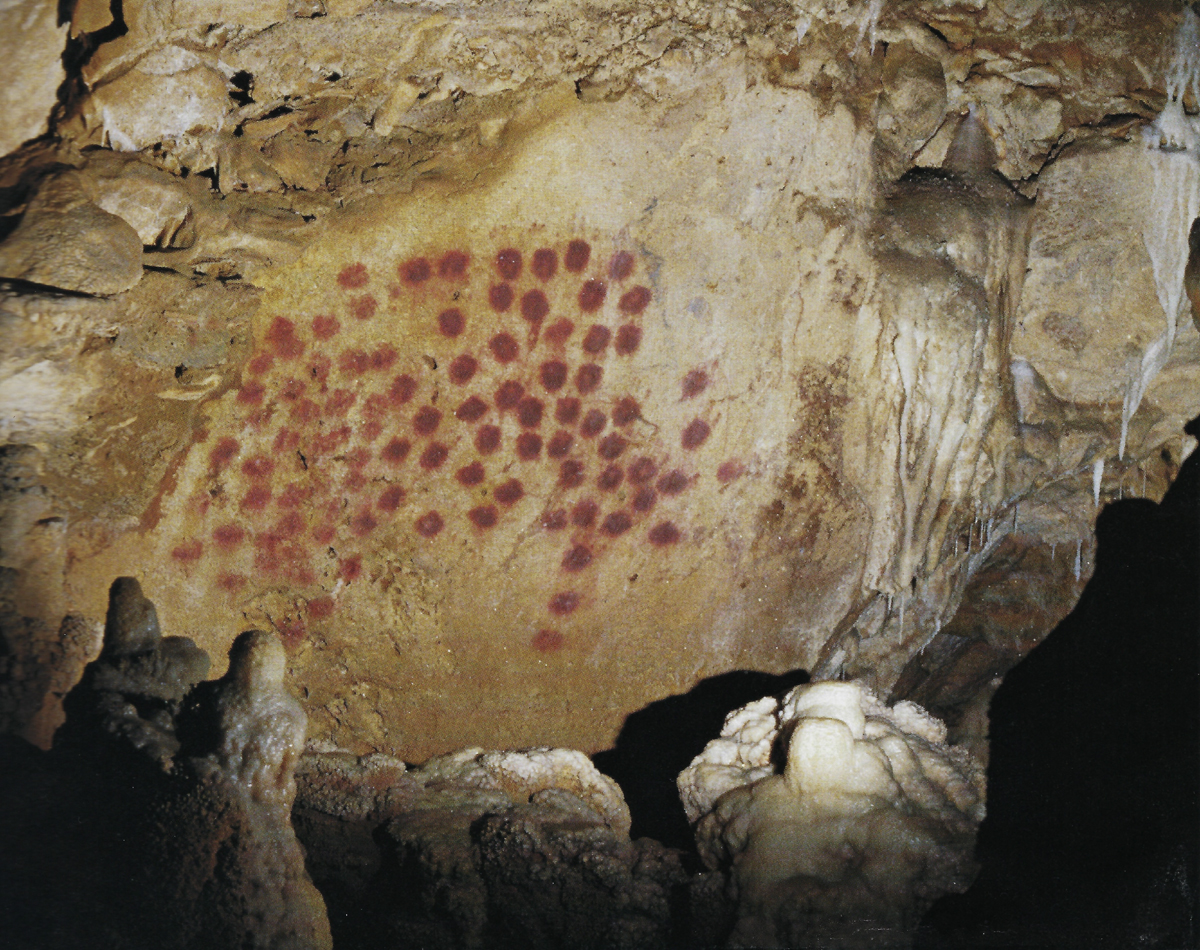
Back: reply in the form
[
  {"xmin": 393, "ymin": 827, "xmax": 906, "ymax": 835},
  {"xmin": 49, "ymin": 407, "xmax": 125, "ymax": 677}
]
[{"xmin": 166, "ymin": 236, "xmax": 735, "ymax": 651}]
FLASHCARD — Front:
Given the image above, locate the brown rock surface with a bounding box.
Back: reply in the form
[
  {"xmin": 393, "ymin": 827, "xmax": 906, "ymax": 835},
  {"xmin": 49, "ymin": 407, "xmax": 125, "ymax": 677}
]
[{"xmin": 0, "ymin": 0, "xmax": 1196, "ymax": 763}]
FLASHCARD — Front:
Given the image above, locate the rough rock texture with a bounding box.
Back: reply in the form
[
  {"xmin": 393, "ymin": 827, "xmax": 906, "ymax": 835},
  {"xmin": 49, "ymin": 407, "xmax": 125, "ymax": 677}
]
[
  {"xmin": 679, "ymin": 680, "xmax": 985, "ymax": 948},
  {"xmin": 0, "ymin": 1, "xmax": 67, "ymax": 157},
  {"xmin": 292, "ymin": 744, "xmax": 705, "ymax": 949},
  {"xmin": 0, "ymin": 0, "xmax": 1197, "ymax": 762}
]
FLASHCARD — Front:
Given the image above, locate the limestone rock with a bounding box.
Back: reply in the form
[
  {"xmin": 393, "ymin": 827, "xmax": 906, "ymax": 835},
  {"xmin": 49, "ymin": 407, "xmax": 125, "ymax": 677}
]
[
  {"xmin": 0, "ymin": 171, "xmax": 143, "ymax": 295},
  {"xmin": 0, "ymin": 1, "xmax": 67, "ymax": 158}
]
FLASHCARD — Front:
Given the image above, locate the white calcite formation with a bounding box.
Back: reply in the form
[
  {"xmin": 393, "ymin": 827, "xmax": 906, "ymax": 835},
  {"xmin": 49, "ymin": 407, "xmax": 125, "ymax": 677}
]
[{"xmin": 679, "ymin": 681, "xmax": 985, "ymax": 948}]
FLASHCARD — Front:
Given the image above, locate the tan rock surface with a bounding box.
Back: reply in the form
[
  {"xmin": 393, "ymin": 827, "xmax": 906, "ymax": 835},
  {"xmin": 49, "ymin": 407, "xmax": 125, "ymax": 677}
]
[
  {"xmin": 1, "ymin": 0, "xmax": 1197, "ymax": 760},
  {"xmin": 0, "ymin": 1, "xmax": 67, "ymax": 158}
]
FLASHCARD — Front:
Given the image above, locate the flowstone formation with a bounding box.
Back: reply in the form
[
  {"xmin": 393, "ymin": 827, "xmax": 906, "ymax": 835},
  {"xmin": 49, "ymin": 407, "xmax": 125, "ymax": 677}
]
[{"xmin": 678, "ymin": 681, "xmax": 985, "ymax": 949}]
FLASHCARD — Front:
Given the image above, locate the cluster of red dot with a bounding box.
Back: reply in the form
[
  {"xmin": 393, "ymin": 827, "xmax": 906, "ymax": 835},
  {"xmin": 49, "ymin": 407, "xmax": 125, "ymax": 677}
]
[{"xmin": 169, "ymin": 238, "xmax": 744, "ymax": 652}]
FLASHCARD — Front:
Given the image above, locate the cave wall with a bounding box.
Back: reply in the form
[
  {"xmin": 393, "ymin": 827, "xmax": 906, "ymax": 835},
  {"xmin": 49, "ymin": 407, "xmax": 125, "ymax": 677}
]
[{"xmin": 2, "ymin": 0, "xmax": 1197, "ymax": 758}]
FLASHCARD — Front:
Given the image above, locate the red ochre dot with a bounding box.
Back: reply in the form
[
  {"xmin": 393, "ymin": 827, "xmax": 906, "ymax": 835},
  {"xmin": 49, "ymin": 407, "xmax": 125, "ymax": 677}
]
[
  {"xmin": 338, "ymin": 263, "xmax": 369, "ymax": 288},
  {"xmin": 582, "ymin": 325, "xmax": 611, "ymax": 355},
  {"xmin": 213, "ymin": 523, "xmax": 246, "ymax": 549},
  {"xmin": 476, "ymin": 425, "xmax": 502, "ymax": 454},
  {"xmin": 545, "ymin": 319, "xmax": 575, "ymax": 345},
  {"xmin": 565, "ymin": 240, "xmax": 591, "ymax": 272},
  {"xmin": 449, "ymin": 355, "xmax": 478, "ymax": 385},
  {"xmin": 313, "ymin": 523, "xmax": 336, "ymax": 545},
  {"xmin": 657, "ymin": 470, "xmax": 690, "ymax": 495},
  {"xmin": 490, "ymin": 332, "xmax": 519, "ymax": 363},
  {"xmin": 572, "ymin": 499, "xmax": 598, "ymax": 528},
  {"xmin": 218, "ymin": 573, "xmax": 246, "ymax": 592},
  {"xmin": 290, "ymin": 399, "xmax": 319, "ymax": 425},
  {"xmin": 370, "ymin": 345, "xmax": 398, "ymax": 371},
  {"xmin": 456, "ymin": 461, "xmax": 485, "ymax": 486},
  {"xmin": 307, "ymin": 596, "xmax": 335, "ymax": 620},
  {"xmin": 517, "ymin": 397, "xmax": 544, "ymax": 428},
  {"xmin": 172, "ymin": 539, "xmax": 203, "ymax": 562},
  {"xmin": 415, "ymin": 511, "xmax": 444, "ymax": 537},
  {"xmin": 413, "ymin": 405, "xmax": 441, "ymax": 436},
  {"xmin": 489, "ymin": 283, "xmax": 514, "ymax": 313},
  {"xmin": 378, "ymin": 485, "xmax": 406, "ymax": 511},
  {"xmin": 496, "ymin": 248, "xmax": 523, "ymax": 280},
  {"xmin": 609, "ymin": 251, "xmax": 635, "ymax": 281},
  {"xmin": 339, "ymin": 349, "xmax": 369, "ymax": 375},
  {"xmin": 559, "ymin": 460, "xmax": 586, "ymax": 489},
  {"xmin": 562, "ymin": 545, "xmax": 594, "ymax": 572},
  {"xmin": 602, "ymin": 510, "xmax": 633, "ymax": 535},
  {"xmin": 615, "ymin": 324, "xmax": 642, "ymax": 355},
  {"xmin": 381, "ymin": 437, "xmax": 411, "ymax": 464},
  {"xmin": 521, "ymin": 289, "xmax": 549, "ymax": 325},
  {"xmin": 580, "ymin": 409, "xmax": 606, "ymax": 438},
  {"xmin": 326, "ymin": 389, "xmax": 356, "ymax": 416},
  {"xmin": 576, "ymin": 363, "xmax": 602, "ymax": 395},
  {"xmin": 389, "ymin": 374, "xmax": 418, "ymax": 405},
  {"xmin": 248, "ymin": 352, "xmax": 274, "ymax": 375},
  {"xmin": 495, "ymin": 479, "xmax": 525, "ymax": 506},
  {"xmin": 632, "ymin": 487, "xmax": 657, "ymax": 512},
  {"xmin": 532, "ymin": 248, "xmax": 558, "ymax": 281},
  {"xmin": 682, "ymin": 369, "xmax": 709, "ymax": 399},
  {"xmin": 543, "ymin": 509, "xmax": 568, "ymax": 530},
  {"xmin": 598, "ymin": 433, "xmax": 628, "ymax": 460},
  {"xmin": 273, "ymin": 429, "xmax": 300, "ymax": 454},
  {"xmin": 516, "ymin": 433, "xmax": 543, "ymax": 460},
  {"xmin": 548, "ymin": 591, "xmax": 581, "ymax": 616},
  {"xmin": 619, "ymin": 286, "xmax": 652, "ymax": 315},
  {"xmin": 598, "ymin": 465, "xmax": 623, "ymax": 491},
  {"xmin": 532, "ymin": 629, "xmax": 564, "ymax": 653},
  {"xmin": 439, "ymin": 250, "xmax": 469, "ymax": 278},
  {"xmin": 345, "ymin": 470, "xmax": 368, "ymax": 492},
  {"xmin": 469, "ymin": 505, "xmax": 498, "ymax": 529},
  {"xmin": 312, "ymin": 314, "xmax": 340, "ymax": 339},
  {"xmin": 279, "ymin": 379, "xmax": 306, "ymax": 402},
  {"xmin": 350, "ymin": 508, "xmax": 378, "ymax": 536},
  {"xmin": 456, "ymin": 395, "xmax": 488, "ymax": 422},
  {"xmin": 496, "ymin": 380, "xmax": 524, "ymax": 410},
  {"xmin": 540, "ymin": 360, "xmax": 568, "ymax": 392},
  {"xmin": 420, "ymin": 443, "xmax": 449, "ymax": 470},
  {"xmin": 278, "ymin": 483, "xmax": 311, "ymax": 507},
  {"xmin": 556, "ymin": 397, "xmax": 581, "ymax": 425},
  {"xmin": 209, "ymin": 437, "xmax": 240, "ymax": 471},
  {"xmin": 547, "ymin": 430, "xmax": 574, "ymax": 458},
  {"xmin": 275, "ymin": 511, "xmax": 305, "ymax": 537},
  {"xmin": 340, "ymin": 556, "xmax": 363, "ymax": 583},
  {"xmin": 438, "ymin": 308, "xmax": 466, "ymax": 337},
  {"xmin": 237, "ymin": 380, "xmax": 266, "ymax": 405},
  {"xmin": 241, "ymin": 486, "xmax": 272, "ymax": 511},
  {"xmin": 717, "ymin": 460, "xmax": 745, "ymax": 483},
  {"xmin": 400, "ymin": 257, "xmax": 432, "ymax": 284},
  {"xmin": 349, "ymin": 295, "xmax": 378, "ymax": 320},
  {"xmin": 649, "ymin": 521, "xmax": 681, "ymax": 545},
  {"xmin": 578, "ymin": 279, "xmax": 607, "ymax": 312},
  {"xmin": 681, "ymin": 418, "xmax": 712, "ymax": 450},
  {"xmin": 612, "ymin": 397, "xmax": 640, "ymax": 427}
]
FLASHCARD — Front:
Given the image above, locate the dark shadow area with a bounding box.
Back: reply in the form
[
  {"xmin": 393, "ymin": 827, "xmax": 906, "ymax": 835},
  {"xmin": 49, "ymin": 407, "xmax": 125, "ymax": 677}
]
[
  {"xmin": 918, "ymin": 423, "xmax": 1200, "ymax": 949},
  {"xmin": 594, "ymin": 667, "xmax": 810, "ymax": 850}
]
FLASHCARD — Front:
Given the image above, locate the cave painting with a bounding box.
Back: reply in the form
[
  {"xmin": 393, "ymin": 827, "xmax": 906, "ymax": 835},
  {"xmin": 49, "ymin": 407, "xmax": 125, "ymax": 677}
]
[{"xmin": 162, "ymin": 235, "xmax": 743, "ymax": 653}]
